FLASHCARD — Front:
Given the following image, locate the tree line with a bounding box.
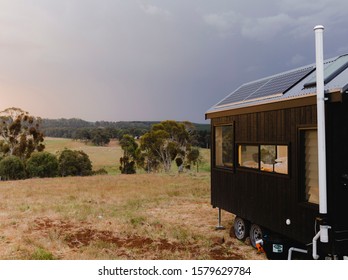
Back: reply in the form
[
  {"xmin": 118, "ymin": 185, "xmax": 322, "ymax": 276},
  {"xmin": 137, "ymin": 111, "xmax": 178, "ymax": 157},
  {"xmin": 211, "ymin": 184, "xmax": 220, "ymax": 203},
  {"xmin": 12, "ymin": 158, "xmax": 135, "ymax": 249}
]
[{"xmin": 42, "ymin": 118, "xmax": 210, "ymax": 149}]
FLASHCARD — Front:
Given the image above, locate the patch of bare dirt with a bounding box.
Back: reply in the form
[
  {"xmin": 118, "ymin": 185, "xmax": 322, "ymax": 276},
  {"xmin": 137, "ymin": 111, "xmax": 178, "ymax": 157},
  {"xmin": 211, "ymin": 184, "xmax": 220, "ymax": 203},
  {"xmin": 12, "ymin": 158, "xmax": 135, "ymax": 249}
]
[{"xmin": 31, "ymin": 217, "xmax": 250, "ymax": 259}]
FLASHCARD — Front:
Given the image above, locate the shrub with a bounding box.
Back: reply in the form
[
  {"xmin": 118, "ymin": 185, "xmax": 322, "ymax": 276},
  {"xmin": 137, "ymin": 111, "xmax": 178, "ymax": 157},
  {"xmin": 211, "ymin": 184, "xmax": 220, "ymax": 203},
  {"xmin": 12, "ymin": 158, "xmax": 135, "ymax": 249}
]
[
  {"xmin": 0, "ymin": 156, "xmax": 26, "ymax": 180},
  {"xmin": 119, "ymin": 156, "xmax": 136, "ymax": 174},
  {"xmin": 58, "ymin": 149, "xmax": 92, "ymax": 177},
  {"xmin": 26, "ymin": 152, "xmax": 58, "ymax": 178},
  {"xmin": 93, "ymin": 168, "xmax": 108, "ymax": 175}
]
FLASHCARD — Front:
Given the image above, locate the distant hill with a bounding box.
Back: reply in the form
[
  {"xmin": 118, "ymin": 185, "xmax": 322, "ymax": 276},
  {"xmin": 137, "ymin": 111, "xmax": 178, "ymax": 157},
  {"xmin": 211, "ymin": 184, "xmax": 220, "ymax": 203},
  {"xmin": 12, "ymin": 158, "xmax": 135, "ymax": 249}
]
[
  {"xmin": 42, "ymin": 118, "xmax": 209, "ymax": 132},
  {"xmin": 41, "ymin": 118, "xmax": 159, "ymax": 132}
]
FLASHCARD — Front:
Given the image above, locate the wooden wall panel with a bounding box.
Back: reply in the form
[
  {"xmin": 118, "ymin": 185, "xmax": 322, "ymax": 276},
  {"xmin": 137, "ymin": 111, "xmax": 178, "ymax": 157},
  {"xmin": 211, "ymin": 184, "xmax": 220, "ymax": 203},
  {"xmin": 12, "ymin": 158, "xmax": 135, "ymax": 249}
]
[{"xmin": 211, "ymin": 105, "xmax": 320, "ymax": 244}]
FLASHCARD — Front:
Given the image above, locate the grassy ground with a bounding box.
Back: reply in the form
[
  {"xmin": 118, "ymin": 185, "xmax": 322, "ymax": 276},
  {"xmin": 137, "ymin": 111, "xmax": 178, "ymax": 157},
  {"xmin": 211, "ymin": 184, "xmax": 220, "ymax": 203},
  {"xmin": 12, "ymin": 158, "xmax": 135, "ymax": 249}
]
[
  {"xmin": 0, "ymin": 174, "xmax": 265, "ymax": 260},
  {"xmin": 44, "ymin": 137, "xmax": 123, "ymax": 174},
  {"xmin": 0, "ymin": 138, "xmax": 265, "ymax": 260}
]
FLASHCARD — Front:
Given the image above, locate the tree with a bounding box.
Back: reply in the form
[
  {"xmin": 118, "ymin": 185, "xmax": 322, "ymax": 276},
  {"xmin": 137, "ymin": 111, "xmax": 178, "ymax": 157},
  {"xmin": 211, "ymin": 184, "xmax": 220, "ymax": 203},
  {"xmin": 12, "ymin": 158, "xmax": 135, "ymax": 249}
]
[
  {"xmin": 26, "ymin": 152, "xmax": 59, "ymax": 178},
  {"xmin": 140, "ymin": 120, "xmax": 191, "ymax": 172},
  {"xmin": 74, "ymin": 128, "xmax": 92, "ymax": 143},
  {"xmin": 119, "ymin": 134, "xmax": 138, "ymax": 174},
  {"xmin": 186, "ymin": 147, "xmax": 201, "ymax": 172},
  {"xmin": 175, "ymin": 157, "xmax": 184, "ymax": 172},
  {"xmin": 119, "ymin": 156, "xmax": 136, "ymax": 174},
  {"xmin": 135, "ymin": 146, "xmax": 160, "ymax": 173},
  {"xmin": 119, "ymin": 134, "xmax": 138, "ymax": 158},
  {"xmin": 0, "ymin": 108, "xmax": 45, "ymax": 160},
  {"xmin": 0, "ymin": 156, "xmax": 26, "ymax": 180},
  {"xmin": 74, "ymin": 128, "xmax": 111, "ymax": 146},
  {"xmin": 91, "ymin": 128, "xmax": 111, "ymax": 146},
  {"xmin": 58, "ymin": 149, "xmax": 92, "ymax": 176}
]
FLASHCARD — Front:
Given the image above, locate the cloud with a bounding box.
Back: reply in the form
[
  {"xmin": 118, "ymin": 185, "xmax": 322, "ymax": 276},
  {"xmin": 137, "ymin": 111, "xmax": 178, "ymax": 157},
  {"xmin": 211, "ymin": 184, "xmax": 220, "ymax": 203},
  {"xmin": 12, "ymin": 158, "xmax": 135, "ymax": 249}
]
[
  {"xmin": 241, "ymin": 13, "xmax": 294, "ymax": 41},
  {"xmin": 140, "ymin": 4, "xmax": 170, "ymax": 18},
  {"xmin": 2, "ymin": 1, "xmax": 348, "ymax": 123},
  {"xmin": 278, "ymin": 0, "xmax": 342, "ymax": 14},
  {"xmin": 202, "ymin": 0, "xmax": 348, "ymax": 42},
  {"xmin": 290, "ymin": 54, "xmax": 306, "ymax": 66},
  {"xmin": 203, "ymin": 11, "xmax": 241, "ymax": 36},
  {"xmin": 204, "ymin": 12, "xmax": 233, "ymax": 30},
  {"xmin": 204, "ymin": 10, "xmax": 294, "ymax": 41}
]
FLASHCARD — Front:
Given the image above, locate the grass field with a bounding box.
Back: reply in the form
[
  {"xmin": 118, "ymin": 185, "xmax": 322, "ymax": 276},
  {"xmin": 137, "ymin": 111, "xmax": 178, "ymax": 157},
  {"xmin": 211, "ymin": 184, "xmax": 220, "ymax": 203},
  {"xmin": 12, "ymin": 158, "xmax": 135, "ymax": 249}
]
[
  {"xmin": 0, "ymin": 138, "xmax": 266, "ymax": 260},
  {"xmin": 44, "ymin": 137, "xmax": 123, "ymax": 174}
]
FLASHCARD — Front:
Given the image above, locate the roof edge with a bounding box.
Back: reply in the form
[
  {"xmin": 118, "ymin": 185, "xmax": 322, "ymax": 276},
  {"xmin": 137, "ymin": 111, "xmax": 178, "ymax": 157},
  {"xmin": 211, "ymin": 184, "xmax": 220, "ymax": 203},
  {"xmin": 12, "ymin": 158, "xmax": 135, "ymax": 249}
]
[{"xmin": 206, "ymin": 93, "xmax": 317, "ymax": 119}]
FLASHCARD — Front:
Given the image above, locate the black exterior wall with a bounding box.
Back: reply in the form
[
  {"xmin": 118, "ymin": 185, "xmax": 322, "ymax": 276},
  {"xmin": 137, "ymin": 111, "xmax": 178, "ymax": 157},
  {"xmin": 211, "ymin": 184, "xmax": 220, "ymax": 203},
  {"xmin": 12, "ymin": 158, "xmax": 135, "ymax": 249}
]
[{"xmin": 210, "ymin": 101, "xmax": 348, "ymax": 255}]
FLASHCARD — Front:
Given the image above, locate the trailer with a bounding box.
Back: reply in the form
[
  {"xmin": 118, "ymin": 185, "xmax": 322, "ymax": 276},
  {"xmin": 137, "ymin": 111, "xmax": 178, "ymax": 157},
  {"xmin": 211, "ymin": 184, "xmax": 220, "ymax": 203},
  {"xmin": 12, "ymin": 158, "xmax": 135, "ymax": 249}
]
[{"xmin": 205, "ymin": 27, "xmax": 348, "ymax": 259}]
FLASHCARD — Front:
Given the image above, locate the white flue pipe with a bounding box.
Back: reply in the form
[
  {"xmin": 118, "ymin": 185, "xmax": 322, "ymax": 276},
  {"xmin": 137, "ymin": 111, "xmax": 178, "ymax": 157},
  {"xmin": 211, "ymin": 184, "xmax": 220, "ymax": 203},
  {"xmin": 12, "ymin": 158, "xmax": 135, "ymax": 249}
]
[{"xmin": 314, "ymin": 25, "xmax": 329, "ymax": 243}]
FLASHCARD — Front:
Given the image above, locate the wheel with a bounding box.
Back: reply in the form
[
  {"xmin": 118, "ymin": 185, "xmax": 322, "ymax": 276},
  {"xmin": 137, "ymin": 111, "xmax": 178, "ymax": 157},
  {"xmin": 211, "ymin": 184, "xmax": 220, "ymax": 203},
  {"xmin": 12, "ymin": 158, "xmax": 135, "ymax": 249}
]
[
  {"xmin": 232, "ymin": 216, "xmax": 250, "ymax": 241},
  {"xmin": 249, "ymin": 224, "xmax": 263, "ymax": 248}
]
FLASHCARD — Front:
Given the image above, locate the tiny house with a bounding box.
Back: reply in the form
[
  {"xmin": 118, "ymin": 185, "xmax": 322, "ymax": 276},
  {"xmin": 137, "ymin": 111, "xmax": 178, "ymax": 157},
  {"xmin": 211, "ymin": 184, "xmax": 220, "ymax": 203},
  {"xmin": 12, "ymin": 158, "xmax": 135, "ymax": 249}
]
[{"xmin": 205, "ymin": 36, "xmax": 348, "ymax": 259}]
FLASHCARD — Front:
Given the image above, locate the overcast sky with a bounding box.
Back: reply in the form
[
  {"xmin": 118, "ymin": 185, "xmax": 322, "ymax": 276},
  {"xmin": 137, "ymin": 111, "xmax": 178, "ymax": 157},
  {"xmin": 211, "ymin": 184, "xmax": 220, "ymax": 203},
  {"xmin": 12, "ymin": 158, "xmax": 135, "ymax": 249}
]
[{"xmin": 0, "ymin": 0, "xmax": 348, "ymax": 123}]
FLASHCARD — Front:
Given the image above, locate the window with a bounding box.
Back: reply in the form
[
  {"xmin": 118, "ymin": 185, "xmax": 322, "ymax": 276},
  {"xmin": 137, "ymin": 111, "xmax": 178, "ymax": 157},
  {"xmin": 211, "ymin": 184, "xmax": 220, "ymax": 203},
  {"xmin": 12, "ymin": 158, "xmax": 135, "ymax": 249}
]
[
  {"xmin": 238, "ymin": 145, "xmax": 259, "ymax": 169},
  {"xmin": 301, "ymin": 129, "xmax": 319, "ymax": 204},
  {"xmin": 274, "ymin": 145, "xmax": 288, "ymax": 175},
  {"xmin": 214, "ymin": 125, "xmax": 234, "ymax": 169},
  {"xmin": 260, "ymin": 145, "xmax": 276, "ymax": 172},
  {"xmin": 238, "ymin": 144, "xmax": 288, "ymax": 175},
  {"xmin": 261, "ymin": 145, "xmax": 288, "ymax": 174}
]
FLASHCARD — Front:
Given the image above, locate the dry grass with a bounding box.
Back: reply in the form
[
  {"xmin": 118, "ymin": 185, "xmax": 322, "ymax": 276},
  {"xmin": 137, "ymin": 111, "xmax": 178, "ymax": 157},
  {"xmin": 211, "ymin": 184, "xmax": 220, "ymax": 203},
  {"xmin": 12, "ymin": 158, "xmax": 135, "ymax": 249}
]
[
  {"xmin": 0, "ymin": 138, "xmax": 264, "ymax": 259},
  {"xmin": 0, "ymin": 173, "xmax": 266, "ymax": 260},
  {"xmin": 44, "ymin": 137, "xmax": 123, "ymax": 174}
]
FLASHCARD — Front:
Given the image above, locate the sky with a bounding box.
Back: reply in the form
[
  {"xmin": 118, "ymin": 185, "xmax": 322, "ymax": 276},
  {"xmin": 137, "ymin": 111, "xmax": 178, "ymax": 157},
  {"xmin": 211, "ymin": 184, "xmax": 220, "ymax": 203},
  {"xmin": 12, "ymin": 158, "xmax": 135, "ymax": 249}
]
[{"xmin": 0, "ymin": 0, "xmax": 348, "ymax": 123}]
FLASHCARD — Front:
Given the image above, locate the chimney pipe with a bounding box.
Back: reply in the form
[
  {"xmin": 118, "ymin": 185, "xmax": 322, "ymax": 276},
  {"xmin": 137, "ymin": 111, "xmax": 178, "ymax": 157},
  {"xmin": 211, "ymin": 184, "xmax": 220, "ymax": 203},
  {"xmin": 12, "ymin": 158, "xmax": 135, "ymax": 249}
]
[{"xmin": 314, "ymin": 25, "xmax": 329, "ymax": 243}]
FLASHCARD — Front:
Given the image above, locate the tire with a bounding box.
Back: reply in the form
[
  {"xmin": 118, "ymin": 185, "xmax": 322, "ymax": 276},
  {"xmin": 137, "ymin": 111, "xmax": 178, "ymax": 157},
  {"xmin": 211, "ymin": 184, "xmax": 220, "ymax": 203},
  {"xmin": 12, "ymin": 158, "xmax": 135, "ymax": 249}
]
[
  {"xmin": 232, "ymin": 216, "xmax": 250, "ymax": 241},
  {"xmin": 249, "ymin": 224, "xmax": 263, "ymax": 248}
]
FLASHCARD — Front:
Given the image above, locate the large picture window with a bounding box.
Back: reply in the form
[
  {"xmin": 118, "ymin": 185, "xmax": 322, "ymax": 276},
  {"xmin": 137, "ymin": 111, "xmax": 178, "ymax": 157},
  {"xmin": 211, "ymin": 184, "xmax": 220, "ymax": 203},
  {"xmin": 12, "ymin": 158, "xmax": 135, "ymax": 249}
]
[
  {"xmin": 214, "ymin": 125, "xmax": 234, "ymax": 169},
  {"xmin": 238, "ymin": 144, "xmax": 288, "ymax": 175}
]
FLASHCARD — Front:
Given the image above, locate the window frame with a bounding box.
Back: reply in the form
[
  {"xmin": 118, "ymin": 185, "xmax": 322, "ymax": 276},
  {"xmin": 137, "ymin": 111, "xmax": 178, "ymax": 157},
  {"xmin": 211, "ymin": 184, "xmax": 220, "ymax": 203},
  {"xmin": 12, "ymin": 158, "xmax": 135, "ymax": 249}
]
[
  {"xmin": 213, "ymin": 123, "xmax": 235, "ymax": 171},
  {"xmin": 238, "ymin": 144, "xmax": 260, "ymax": 170},
  {"xmin": 237, "ymin": 142, "xmax": 289, "ymax": 176}
]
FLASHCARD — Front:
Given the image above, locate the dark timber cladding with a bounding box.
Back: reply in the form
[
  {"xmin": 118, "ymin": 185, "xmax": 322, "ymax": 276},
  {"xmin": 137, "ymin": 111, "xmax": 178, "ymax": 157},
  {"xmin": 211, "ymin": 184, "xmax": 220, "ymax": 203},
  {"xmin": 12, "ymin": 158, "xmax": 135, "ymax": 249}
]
[
  {"xmin": 206, "ymin": 53, "xmax": 348, "ymax": 255},
  {"xmin": 211, "ymin": 105, "xmax": 318, "ymax": 244}
]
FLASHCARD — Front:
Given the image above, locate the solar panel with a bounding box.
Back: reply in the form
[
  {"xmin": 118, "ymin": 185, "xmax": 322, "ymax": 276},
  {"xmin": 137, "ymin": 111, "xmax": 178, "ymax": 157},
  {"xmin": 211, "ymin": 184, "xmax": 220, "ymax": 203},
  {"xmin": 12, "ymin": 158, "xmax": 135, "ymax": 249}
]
[
  {"xmin": 244, "ymin": 66, "xmax": 314, "ymax": 101},
  {"xmin": 216, "ymin": 78, "xmax": 271, "ymax": 107},
  {"xmin": 304, "ymin": 54, "xmax": 348, "ymax": 88}
]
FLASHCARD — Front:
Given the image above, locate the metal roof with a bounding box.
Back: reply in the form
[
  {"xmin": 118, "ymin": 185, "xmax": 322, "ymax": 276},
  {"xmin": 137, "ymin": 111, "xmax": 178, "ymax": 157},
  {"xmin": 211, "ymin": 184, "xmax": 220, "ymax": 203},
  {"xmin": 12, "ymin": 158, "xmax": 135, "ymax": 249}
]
[{"xmin": 206, "ymin": 54, "xmax": 348, "ymax": 117}]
